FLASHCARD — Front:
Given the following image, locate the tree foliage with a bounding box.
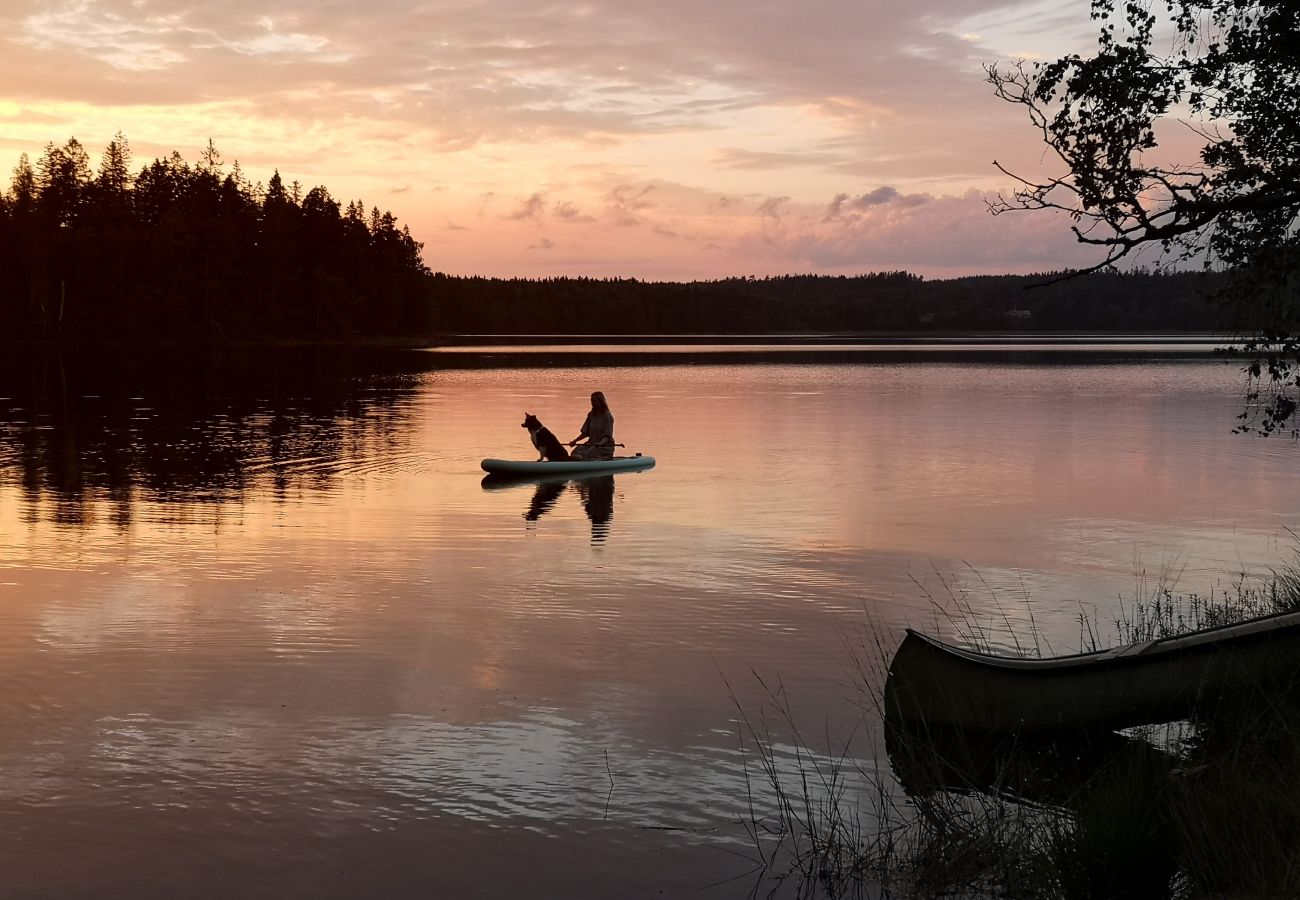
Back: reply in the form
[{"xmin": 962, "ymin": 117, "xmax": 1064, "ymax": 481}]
[
  {"xmin": 988, "ymin": 1, "xmax": 1300, "ymax": 433},
  {"xmin": 0, "ymin": 136, "xmax": 430, "ymax": 341}
]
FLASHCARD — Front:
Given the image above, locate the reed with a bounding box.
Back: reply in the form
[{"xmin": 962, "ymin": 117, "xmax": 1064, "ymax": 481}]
[
  {"xmin": 730, "ymin": 671, "xmax": 897, "ymax": 899},
  {"xmin": 1091, "ymin": 557, "xmax": 1300, "ymax": 649}
]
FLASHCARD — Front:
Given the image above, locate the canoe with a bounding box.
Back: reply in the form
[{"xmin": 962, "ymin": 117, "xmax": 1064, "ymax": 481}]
[
  {"xmin": 884, "ymin": 608, "xmax": 1300, "ymax": 733},
  {"xmin": 480, "ymin": 455, "xmax": 655, "ymax": 475}
]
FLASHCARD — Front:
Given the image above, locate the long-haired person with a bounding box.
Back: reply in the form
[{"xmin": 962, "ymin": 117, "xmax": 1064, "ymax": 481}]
[{"xmin": 569, "ymin": 391, "xmax": 615, "ymax": 460}]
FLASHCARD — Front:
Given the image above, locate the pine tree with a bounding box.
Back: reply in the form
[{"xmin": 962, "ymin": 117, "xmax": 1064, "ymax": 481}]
[
  {"xmin": 199, "ymin": 138, "xmax": 223, "ymax": 174},
  {"xmin": 10, "ymin": 153, "xmax": 36, "ymax": 214},
  {"xmin": 97, "ymin": 132, "xmax": 132, "ymax": 194}
]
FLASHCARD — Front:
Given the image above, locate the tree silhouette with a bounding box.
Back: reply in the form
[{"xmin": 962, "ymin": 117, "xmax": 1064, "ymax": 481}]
[
  {"xmin": 0, "ymin": 136, "xmax": 430, "ymax": 341},
  {"xmin": 0, "ymin": 134, "xmax": 1230, "ymax": 348},
  {"xmin": 97, "ymin": 132, "xmax": 132, "ymax": 195},
  {"xmin": 988, "ymin": 1, "xmax": 1300, "ymax": 433}
]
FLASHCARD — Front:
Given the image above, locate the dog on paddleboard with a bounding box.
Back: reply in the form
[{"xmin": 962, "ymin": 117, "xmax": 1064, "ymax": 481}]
[{"xmin": 522, "ymin": 413, "xmax": 570, "ymax": 462}]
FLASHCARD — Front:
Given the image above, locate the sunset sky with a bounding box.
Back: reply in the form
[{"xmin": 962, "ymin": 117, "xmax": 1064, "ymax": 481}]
[{"xmin": 0, "ymin": 0, "xmax": 1116, "ymax": 279}]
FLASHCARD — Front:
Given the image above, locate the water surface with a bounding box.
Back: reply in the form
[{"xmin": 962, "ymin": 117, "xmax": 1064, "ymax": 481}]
[{"xmin": 1, "ymin": 345, "xmax": 1296, "ymax": 897}]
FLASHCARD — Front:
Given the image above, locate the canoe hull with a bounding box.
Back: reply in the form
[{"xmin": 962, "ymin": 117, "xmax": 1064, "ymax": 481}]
[
  {"xmin": 886, "ymin": 610, "xmax": 1300, "ymax": 732},
  {"xmin": 480, "ymin": 455, "xmax": 655, "ymax": 475}
]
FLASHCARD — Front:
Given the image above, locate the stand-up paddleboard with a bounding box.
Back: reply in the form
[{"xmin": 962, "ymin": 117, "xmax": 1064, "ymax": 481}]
[{"xmin": 480, "ymin": 455, "xmax": 656, "ymax": 476}]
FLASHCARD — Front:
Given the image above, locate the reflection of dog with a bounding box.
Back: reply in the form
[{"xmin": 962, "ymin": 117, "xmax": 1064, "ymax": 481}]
[
  {"xmin": 525, "ymin": 480, "xmax": 568, "ymax": 521},
  {"xmin": 522, "ymin": 413, "xmax": 570, "ymax": 462}
]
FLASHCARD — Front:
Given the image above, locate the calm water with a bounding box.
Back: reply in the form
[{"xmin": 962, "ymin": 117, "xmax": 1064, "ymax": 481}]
[{"xmin": 1, "ymin": 344, "xmax": 1297, "ymax": 897}]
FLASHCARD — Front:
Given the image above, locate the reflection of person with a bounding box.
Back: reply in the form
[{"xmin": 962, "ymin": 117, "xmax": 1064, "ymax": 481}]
[
  {"xmin": 568, "ymin": 391, "xmax": 615, "ymax": 460},
  {"xmin": 576, "ymin": 475, "xmax": 615, "ymax": 544},
  {"xmin": 576, "ymin": 476, "xmax": 614, "ymax": 526}
]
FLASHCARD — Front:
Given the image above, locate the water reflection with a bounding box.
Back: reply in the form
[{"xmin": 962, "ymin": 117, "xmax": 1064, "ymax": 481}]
[
  {"xmin": 884, "ymin": 676, "xmax": 1300, "ymax": 897},
  {"xmin": 2, "ymin": 343, "xmax": 1297, "ymax": 898},
  {"xmin": 482, "ymin": 472, "xmax": 618, "ymax": 543},
  {"xmin": 0, "ymin": 348, "xmax": 431, "ymax": 526},
  {"xmin": 885, "ymin": 715, "xmax": 1179, "ymax": 898}
]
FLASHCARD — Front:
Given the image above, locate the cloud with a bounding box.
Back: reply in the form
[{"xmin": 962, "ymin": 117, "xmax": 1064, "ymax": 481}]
[
  {"xmin": 528, "ymin": 237, "xmax": 555, "ymax": 250},
  {"xmin": 714, "ymin": 148, "xmax": 846, "ymax": 170},
  {"xmin": 823, "ymin": 186, "xmax": 930, "ymax": 221},
  {"xmin": 552, "ymin": 200, "xmax": 595, "ymax": 222},
  {"xmin": 0, "ymin": 0, "xmax": 1122, "ymax": 278},
  {"xmin": 738, "ymin": 188, "xmax": 1103, "ymax": 272},
  {"xmin": 0, "ymin": 0, "xmax": 1074, "ymax": 159},
  {"xmin": 506, "ymin": 192, "xmax": 546, "ymax": 221},
  {"xmin": 854, "ymin": 186, "xmax": 899, "ymax": 207},
  {"xmin": 756, "ymin": 196, "xmax": 789, "ymax": 219},
  {"xmin": 431, "ymin": 174, "xmax": 1109, "ymax": 279},
  {"xmin": 605, "ymin": 184, "xmax": 655, "ymax": 227},
  {"xmin": 752, "ymin": 195, "xmax": 790, "ymax": 246}
]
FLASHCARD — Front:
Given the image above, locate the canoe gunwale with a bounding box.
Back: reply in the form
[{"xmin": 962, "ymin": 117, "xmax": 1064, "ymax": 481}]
[{"xmin": 904, "ymin": 605, "xmax": 1300, "ymax": 672}]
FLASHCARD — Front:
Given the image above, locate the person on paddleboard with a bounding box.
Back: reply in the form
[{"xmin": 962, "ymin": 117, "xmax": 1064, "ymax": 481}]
[{"xmin": 568, "ymin": 391, "xmax": 615, "ymax": 460}]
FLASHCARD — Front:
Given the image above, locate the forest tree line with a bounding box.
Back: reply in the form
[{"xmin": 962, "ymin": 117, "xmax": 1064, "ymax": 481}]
[
  {"xmin": 429, "ymin": 269, "xmax": 1226, "ymax": 334},
  {"xmin": 0, "ymin": 137, "xmax": 1230, "ymax": 341},
  {"xmin": 0, "ymin": 136, "xmax": 431, "ymax": 340}
]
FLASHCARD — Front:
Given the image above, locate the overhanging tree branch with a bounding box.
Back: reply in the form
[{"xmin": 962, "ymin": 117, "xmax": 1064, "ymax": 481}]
[{"xmin": 987, "ymin": 0, "xmax": 1300, "ymax": 433}]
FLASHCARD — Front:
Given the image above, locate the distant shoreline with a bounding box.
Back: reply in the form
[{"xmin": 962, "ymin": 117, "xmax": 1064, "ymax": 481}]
[
  {"xmin": 437, "ymin": 331, "xmax": 1240, "ymax": 346},
  {"xmin": 0, "ymin": 331, "xmax": 1244, "ymax": 350}
]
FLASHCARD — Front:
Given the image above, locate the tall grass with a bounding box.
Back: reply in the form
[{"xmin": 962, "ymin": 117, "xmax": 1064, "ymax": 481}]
[
  {"xmin": 1085, "ymin": 559, "xmax": 1300, "ymax": 649},
  {"xmin": 730, "ymin": 669, "xmax": 901, "ymax": 900}
]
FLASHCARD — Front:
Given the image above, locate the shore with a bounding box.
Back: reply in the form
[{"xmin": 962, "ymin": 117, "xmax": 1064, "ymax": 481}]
[{"xmin": 0, "ymin": 330, "xmax": 1244, "ymax": 349}]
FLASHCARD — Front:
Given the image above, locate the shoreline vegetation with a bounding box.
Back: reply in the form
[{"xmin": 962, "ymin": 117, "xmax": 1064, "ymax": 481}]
[{"xmin": 2, "ymin": 136, "xmax": 1238, "ymax": 346}]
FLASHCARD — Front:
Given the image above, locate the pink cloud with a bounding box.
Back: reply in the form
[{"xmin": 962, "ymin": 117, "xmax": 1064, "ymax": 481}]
[{"xmin": 505, "ymin": 192, "xmax": 546, "ymax": 221}]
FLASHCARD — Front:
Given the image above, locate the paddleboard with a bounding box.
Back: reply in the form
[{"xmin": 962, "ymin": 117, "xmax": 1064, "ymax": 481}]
[{"xmin": 480, "ymin": 455, "xmax": 656, "ymax": 475}]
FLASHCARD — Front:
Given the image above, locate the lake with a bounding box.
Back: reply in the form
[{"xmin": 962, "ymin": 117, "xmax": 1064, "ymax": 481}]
[{"xmin": 1, "ymin": 343, "xmax": 1296, "ymax": 897}]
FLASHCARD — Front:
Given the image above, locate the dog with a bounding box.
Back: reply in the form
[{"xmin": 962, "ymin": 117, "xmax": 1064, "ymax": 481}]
[{"xmin": 522, "ymin": 413, "xmax": 570, "ymax": 462}]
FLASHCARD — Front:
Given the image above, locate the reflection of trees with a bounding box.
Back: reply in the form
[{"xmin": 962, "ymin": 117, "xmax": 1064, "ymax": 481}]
[{"xmin": 0, "ymin": 348, "xmax": 429, "ymax": 526}]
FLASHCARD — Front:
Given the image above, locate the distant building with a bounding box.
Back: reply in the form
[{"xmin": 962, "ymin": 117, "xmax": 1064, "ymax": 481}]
[{"xmin": 1004, "ymin": 309, "xmax": 1033, "ymax": 320}]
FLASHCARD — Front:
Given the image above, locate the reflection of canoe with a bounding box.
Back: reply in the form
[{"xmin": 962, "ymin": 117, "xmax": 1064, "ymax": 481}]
[
  {"xmin": 885, "ymin": 715, "xmax": 1171, "ymax": 808},
  {"xmin": 480, "ymin": 455, "xmax": 655, "ymax": 475},
  {"xmin": 884, "ymin": 713, "xmax": 1181, "ymax": 895},
  {"xmin": 885, "ymin": 609, "xmax": 1300, "ymax": 732}
]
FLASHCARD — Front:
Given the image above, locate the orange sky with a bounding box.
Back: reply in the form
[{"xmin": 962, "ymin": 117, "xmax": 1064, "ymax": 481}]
[{"xmin": 0, "ymin": 0, "xmax": 1118, "ymax": 279}]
